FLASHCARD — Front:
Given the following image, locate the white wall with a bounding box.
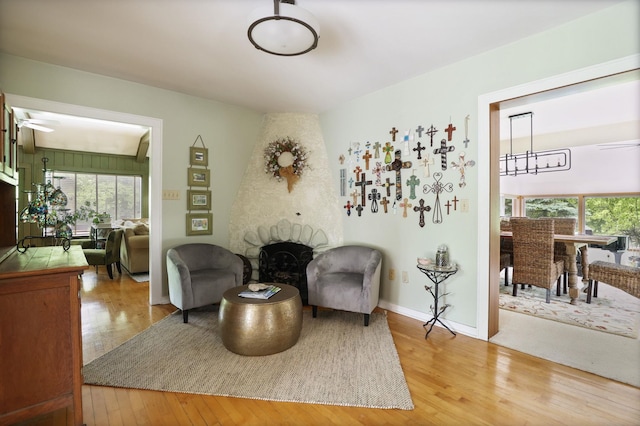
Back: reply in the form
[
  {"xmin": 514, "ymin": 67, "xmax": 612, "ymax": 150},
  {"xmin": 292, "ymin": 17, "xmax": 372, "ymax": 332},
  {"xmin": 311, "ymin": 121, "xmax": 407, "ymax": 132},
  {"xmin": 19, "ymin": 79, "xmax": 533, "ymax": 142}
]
[{"xmin": 501, "ymin": 143, "xmax": 640, "ymax": 196}]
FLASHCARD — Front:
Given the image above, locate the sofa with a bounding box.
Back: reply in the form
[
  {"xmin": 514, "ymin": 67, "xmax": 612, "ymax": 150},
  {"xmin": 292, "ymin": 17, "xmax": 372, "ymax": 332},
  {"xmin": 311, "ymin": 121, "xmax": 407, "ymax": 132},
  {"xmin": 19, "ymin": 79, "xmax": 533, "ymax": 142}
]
[{"xmin": 116, "ymin": 218, "xmax": 149, "ymax": 274}]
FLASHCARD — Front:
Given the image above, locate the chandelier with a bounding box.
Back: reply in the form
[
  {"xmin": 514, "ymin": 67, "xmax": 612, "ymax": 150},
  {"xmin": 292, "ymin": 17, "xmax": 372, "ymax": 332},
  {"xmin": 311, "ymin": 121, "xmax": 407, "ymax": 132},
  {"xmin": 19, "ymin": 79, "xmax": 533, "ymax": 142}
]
[
  {"xmin": 500, "ymin": 112, "xmax": 571, "ymax": 176},
  {"xmin": 247, "ymin": 0, "xmax": 320, "ymax": 56}
]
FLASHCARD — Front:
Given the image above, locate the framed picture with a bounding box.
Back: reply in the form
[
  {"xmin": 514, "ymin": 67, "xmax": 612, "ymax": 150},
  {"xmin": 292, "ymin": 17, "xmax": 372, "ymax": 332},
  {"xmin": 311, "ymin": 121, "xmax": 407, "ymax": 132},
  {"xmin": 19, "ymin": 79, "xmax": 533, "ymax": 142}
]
[
  {"xmin": 190, "ymin": 146, "xmax": 208, "ymax": 167},
  {"xmin": 188, "ymin": 168, "xmax": 210, "ymax": 187},
  {"xmin": 186, "ymin": 213, "xmax": 213, "ymax": 236},
  {"xmin": 187, "ymin": 189, "xmax": 211, "ymax": 211}
]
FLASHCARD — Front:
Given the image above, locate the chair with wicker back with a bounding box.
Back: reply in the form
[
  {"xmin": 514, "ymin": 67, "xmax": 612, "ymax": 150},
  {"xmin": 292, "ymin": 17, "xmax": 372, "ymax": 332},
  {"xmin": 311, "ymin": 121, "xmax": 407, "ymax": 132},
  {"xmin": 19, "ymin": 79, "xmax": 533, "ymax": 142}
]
[
  {"xmin": 500, "ymin": 218, "xmax": 513, "ymax": 286},
  {"xmin": 511, "ymin": 218, "xmax": 564, "ymax": 303},
  {"xmin": 553, "ymin": 217, "xmax": 577, "ymax": 294}
]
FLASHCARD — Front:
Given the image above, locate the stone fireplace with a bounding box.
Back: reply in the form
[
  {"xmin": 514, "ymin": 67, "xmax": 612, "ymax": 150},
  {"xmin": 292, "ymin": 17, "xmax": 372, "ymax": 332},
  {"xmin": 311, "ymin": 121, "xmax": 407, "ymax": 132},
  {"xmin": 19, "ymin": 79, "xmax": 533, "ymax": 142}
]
[
  {"xmin": 229, "ymin": 113, "xmax": 343, "ymax": 284},
  {"xmin": 259, "ymin": 241, "xmax": 314, "ymax": 304}
]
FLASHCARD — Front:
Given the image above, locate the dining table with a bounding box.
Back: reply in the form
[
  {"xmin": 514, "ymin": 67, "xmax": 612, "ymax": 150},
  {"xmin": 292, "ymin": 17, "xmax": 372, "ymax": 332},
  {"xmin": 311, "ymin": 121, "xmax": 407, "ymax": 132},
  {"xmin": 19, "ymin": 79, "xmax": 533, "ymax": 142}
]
[{"xmin": 500, "ymin": 231, "xmax": 618, "ymax": 305}]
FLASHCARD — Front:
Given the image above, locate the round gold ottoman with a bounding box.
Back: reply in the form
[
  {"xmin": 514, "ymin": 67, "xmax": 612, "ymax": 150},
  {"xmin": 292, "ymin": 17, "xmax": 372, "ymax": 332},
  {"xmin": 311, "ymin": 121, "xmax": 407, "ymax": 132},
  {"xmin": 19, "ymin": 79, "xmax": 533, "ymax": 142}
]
[{"xmin": 218, "ymin": 284, "xmax": 302, "ymax": 356}]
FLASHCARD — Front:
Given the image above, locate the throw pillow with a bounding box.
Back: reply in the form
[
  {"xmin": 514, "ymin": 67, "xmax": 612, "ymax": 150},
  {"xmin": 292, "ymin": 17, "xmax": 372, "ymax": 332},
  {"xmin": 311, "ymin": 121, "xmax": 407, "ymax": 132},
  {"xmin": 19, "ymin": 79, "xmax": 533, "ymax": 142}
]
[{"xmin": 133, "ymin": 224, "xmax": 149, "ymax": 235}]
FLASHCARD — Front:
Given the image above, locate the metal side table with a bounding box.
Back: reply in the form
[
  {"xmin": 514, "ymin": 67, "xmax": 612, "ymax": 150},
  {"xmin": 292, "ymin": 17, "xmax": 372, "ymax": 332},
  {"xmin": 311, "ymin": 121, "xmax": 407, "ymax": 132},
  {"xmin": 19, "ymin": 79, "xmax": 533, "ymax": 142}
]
[{"xmin": 417, "ymin": 263, "xmax": 458, "ymax": 339}]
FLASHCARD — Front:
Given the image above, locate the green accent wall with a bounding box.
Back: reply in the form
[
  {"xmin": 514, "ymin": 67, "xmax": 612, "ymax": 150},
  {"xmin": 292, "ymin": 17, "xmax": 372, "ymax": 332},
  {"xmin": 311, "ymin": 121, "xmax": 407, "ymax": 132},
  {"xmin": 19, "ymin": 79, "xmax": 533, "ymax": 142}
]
[{"xmin": 18, "ymin": 146, "xmax": 150, "ymax": 239}]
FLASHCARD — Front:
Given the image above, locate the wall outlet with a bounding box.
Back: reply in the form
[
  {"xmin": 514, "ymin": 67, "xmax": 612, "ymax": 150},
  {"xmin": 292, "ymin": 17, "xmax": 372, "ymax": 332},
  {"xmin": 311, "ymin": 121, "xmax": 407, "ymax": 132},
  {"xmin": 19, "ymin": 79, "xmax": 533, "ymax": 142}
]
[
  {"xmin": 389, "ymin": 268, "xmax": 396, "ymax": 281},
  {"xmin": 460, "ymin": 199, "xmax": 469, "ymax": 213},
  {"xmin": 162, "ymin": 189, "xmax": 180, "ymax": 200},
  {"xmin": 402, "ymin": 271, "xmax": 409, "ymax": 283}
]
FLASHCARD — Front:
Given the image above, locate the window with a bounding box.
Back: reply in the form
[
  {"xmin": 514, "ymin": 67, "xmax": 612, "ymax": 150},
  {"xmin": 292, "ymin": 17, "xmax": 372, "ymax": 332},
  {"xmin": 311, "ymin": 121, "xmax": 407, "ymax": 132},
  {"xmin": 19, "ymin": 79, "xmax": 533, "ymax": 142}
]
[
  {"xmin": 48, "ymin": 171, "xmax": 142, "ymax": 236},
  {"xmin": 585, "ymin": 196, "xmax": 640, "ymax": 248},
  {"xmin": 524, "ymin": 197, "xmax": 578, "ymax": 219}
]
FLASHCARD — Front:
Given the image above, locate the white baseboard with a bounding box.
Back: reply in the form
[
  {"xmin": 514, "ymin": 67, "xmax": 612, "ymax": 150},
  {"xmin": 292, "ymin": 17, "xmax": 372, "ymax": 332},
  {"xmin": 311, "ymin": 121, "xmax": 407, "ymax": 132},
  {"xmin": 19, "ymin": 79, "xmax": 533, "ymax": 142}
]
[{"xmin": 378, "ymin": 299, "xmax": 479, "ymax": 339}]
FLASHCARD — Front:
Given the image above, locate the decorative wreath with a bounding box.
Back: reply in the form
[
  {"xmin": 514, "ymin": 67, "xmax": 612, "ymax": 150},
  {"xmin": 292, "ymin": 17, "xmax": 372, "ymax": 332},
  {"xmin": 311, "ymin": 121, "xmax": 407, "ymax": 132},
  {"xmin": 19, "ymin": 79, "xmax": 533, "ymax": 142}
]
[{"xmin": 264, "ymin": 137, "xmax": 308, "ymax": 182}]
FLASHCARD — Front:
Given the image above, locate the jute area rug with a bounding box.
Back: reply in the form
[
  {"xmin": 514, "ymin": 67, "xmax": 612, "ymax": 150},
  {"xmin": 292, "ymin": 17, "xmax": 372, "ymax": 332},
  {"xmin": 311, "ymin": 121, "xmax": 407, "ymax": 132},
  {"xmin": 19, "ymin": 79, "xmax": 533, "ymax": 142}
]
[
  {"xmin": 499, "ymin": 281, "xmax": 640, "ymax": 338},
  {"xmin": 83, "ymin": 307, "xmax": 414, "ymax": 410}
]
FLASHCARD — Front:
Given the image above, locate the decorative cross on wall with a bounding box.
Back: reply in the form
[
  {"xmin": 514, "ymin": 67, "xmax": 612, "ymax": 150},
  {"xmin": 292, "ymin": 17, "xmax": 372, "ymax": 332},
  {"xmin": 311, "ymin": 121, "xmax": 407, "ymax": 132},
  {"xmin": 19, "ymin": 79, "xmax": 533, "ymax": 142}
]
[
  {"xmin": 389, "ymin": 127, "xmax": 398, "ymax": 141},
  {"xmin": 406, "ymin": 171, "xmax": 420, "ymax": 200},
  {"xmin": 413, "ymin": 141, "xmax": 426, "ymax": 159},
  {"xmin": 444, "ymin": 122, "xmax": 456, "ymax": 141},
  {"xmin": 383, "ymin": 178, "xmax": 392, "ymax": 197},
  {"xmin": 426, "ymin": 125, "xmax": 438, "ymax": 147},
  {"xmin": 445, "ymin": 200, "xmax": 452, "ymax": 215},
  {"xmin": 383, "ymin": 142, "xmax": 394, "ymax": 164},
  {"xmin": 350, "ymin": 189, "xmax": 360, "ymax": 205},
  {"xmin": 421, "ymin": 154, "xmax": 435, "ymax": 177},
  {"xmin": 373, "ymin": 162, "xmax": 384, "ymax": 186},
  {"xmin": 356, "ymin": 204, "xmax": 364, "ymax": 217},
  {"xmin": 355, "ymin": 173, "xmax": 373, "ymax": 207},
  {"xmin": 416, "ymin": 125, "xmax": 425, "ymax": 138},
  {"xmin": 353, "ymin": 166, "xmax": 363, "ymax": 181},
  {"xmin": 463, "ymin": 115, "xmax": 470, "ymax": 148},
  {"xmin": 451, "ymin": 151, "xmax": 476, "ymax": 188},
  {"xmin": 433, "ymin": 139, "xmax": 455, "ymax": 170},
  {"xmin": 344, "ymin": 200, "xmax": 352, "ymax": 216},
  {"xmin": 399, "ymin": 198, "xmax": 413, "ymax": 218},
  {"xmin": 368, "ymin": 189, "xmax": 381, "ymax": 213},
  {"xmin": 413, "ymin": 199, "xmax": 431, "ymax": 228},
  {"xmin": 373, "ymin": 141, "xmax": 382, "ymax": 158},
  {"xmin": 452, "ymin": 196, "xmax": 459, "ymax": 211},
  {"xmin": 380, "ymin": 197, "xmax": 390, "ymax": 213},
  {"xmin": 423, "ymin": 172, "xmax": 454, "ymax": 224},
  {"xmin": 386, "ymin": 149, "xmax": 412, "ymax": 200},
  {"xmin": 402, "ymin": 130, "xmax": 411, "ymax": 155},
  {"xmin": 362, "ymin": 150, "xmax": 373, "ymax": 170}
]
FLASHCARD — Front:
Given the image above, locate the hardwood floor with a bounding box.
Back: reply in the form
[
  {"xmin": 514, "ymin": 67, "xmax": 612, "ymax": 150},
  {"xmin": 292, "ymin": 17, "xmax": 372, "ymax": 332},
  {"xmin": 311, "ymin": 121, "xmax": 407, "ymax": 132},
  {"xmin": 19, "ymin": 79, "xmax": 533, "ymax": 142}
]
[{"xmin": 20, "ymin": 267, "xmax": 640, "ymax": 425}]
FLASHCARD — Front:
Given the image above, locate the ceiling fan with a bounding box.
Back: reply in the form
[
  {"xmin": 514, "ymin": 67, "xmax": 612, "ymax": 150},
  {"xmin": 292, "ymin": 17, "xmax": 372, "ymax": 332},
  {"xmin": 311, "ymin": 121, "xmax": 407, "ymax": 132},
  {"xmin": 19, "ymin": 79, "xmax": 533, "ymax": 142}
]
[{"xmin": 17, "ymin": 118, "xmax": 58, "ymax": 133}]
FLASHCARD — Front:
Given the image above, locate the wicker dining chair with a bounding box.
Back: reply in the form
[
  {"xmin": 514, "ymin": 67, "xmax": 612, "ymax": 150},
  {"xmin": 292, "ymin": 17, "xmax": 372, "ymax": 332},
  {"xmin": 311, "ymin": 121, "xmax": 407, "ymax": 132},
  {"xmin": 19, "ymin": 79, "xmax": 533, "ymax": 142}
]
[
  {"xmin": 511, "ymin": 218, "xmax": 564, "ymax": 303},
  {"xmin": 500, "ymin": 218, "xmax": 513, "ymax": 286},
  {"xmin": 553, "ymin": 217, "xmax": 577, "ymax": 294}
]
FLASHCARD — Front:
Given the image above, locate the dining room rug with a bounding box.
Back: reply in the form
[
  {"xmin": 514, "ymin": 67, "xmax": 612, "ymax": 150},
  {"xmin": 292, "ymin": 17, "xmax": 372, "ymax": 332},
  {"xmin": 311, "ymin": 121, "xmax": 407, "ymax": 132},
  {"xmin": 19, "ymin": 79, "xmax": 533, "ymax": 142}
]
[
  {"xmin": 499, "ymin": 281, "xmax": 640, "ymax": 338},
  {"xmin": 83, "ymin": 307, "xmax": 414, "ymax": 410}
]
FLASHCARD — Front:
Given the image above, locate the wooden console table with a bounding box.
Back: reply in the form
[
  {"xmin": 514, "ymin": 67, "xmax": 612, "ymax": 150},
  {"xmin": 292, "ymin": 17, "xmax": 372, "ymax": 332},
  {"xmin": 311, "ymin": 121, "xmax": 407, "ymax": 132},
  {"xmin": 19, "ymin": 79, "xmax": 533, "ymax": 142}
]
[{"xmin": 0, "ymin": 246, "xmax": 87, "ymax": 426}]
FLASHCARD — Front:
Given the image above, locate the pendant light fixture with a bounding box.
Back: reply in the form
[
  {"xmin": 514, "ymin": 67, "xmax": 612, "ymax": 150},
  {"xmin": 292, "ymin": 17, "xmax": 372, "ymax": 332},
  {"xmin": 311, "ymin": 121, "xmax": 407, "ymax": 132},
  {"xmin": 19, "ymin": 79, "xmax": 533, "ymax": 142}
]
[
  {"xmin": 248, "ymin": 0, "xmax": 320, "ymax": 56},
  {"xmin": 500, "ymin": 112, "xmax": 572, "ymax": 176}
]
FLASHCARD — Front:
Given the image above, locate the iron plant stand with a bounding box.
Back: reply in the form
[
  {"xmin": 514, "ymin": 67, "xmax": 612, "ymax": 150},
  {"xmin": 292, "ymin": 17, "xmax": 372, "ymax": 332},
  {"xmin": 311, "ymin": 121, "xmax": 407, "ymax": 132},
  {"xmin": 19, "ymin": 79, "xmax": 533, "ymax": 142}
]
[{"xmin": 417, "ymin": 263, "xmax": 458, "ymax": 339}]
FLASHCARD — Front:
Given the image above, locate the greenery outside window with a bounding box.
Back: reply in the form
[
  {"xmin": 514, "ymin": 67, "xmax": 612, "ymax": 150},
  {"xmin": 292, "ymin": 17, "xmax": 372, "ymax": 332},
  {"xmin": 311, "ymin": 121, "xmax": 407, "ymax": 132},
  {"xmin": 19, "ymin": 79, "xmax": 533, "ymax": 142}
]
[
  {"xmin": 585, "ymin": 196, "xmax": 640, "ymax": 248},
  {"xmin": 524, "ymin": 197, "xmax": 578, "ymax": 219},
  {"xmin": 48, "ymin": 171, "xmax": 142, "ymax": 236}
]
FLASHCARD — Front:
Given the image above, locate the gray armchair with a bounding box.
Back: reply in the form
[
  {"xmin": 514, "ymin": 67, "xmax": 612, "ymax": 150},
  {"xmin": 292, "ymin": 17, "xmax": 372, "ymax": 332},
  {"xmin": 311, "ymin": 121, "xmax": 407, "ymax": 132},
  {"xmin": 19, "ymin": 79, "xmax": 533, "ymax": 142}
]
[
  {"xmin": 306, "ymin": 246, "xmax": 382, "ymax": 326},
  {"xmin": 167, "ymin": 243, "xmax": 243, "ymax": 323}
]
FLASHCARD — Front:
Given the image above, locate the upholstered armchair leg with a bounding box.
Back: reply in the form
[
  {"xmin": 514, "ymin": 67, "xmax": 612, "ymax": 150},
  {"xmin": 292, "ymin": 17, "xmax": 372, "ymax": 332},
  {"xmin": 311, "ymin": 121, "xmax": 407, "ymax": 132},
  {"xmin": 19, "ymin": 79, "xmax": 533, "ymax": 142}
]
[
  {"xmin": 182, "ymin": 309, "xmax": 189, "ymax": 323},
  {"xmin": 593, "ymin": 281, "xmax": 599, "ymax": 298},
  {"xmin": 546, "ymin": 288, "xmax": 551, "ymax": 303},
  {"xmin": 586, "ymin": 280, "xmax": 593, "ymax": 304},
  {"xmin": 116, "ymin": 261, "xmax": 122, "ymax": 275},
  {"xmin": 504, "ymin": 268, "xmax": 509, "ymax": 286},
  {"xmin": 106, "ymin": 264, "xmax": 114, "ymax": 279},
  {"xmin": 512, "ymin": 283, "xmax": 518, "ymax": 297},
  {"xmin": 563, "ymin": 272, "xmax": 568, "ymax": 294},
  {"xmin": 312, "ymin": 305, "xmax": 318, "ymax": 318},
  {"xmin": 364, "ymin": 314, "xmax": 370, "ymax": 326}
]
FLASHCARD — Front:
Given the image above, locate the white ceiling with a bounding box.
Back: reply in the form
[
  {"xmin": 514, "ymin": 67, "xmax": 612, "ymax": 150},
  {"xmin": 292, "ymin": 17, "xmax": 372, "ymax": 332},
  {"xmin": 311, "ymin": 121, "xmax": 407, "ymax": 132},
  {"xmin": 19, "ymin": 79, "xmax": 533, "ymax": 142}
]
[{"xmin": 1, "ymin": 0, "xmax": 636, "ymax": 156}]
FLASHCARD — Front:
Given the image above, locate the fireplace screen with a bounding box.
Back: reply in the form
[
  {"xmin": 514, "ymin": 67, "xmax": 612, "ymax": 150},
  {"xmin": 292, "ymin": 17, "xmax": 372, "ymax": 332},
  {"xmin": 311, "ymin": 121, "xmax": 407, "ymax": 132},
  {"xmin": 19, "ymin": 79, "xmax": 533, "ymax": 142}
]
[{"xmin": 259, "ymin": 242, "xmax": 313, "ymax": 304}]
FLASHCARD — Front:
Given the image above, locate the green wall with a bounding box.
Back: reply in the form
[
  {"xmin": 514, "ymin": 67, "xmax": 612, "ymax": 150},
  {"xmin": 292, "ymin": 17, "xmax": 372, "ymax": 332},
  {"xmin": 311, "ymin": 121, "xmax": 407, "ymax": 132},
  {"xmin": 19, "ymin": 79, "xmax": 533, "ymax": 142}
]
[{"xmin": 319, "ymin": 1, "xmax": 639, "ymax": 328}]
